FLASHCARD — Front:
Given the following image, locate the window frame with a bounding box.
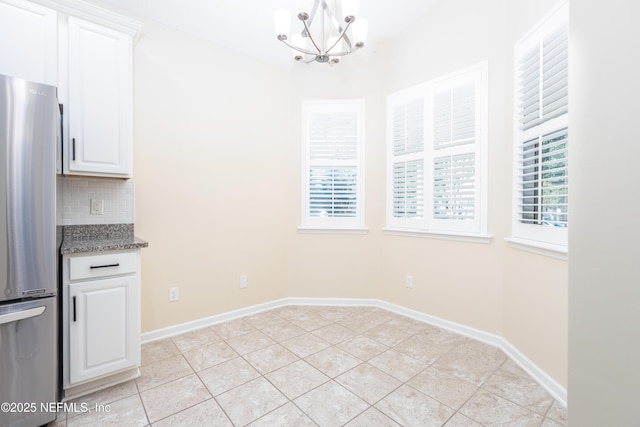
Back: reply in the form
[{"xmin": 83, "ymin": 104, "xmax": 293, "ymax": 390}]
[
  {"xmin": 510, "ymin": 2, "xmax": 569, "ymax": 254},
  {"xmin": 300, "ymin": 99, "xmax": 366, "ymax": 232},
  {"xmin": 385, "ymin": 62, "xmax": 489, "ymax": 241}
]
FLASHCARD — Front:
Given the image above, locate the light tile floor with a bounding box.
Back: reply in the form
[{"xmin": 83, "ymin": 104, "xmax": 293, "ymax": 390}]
[{"xmin": 52, "ymin": 306, "xmax": 568, "ymax": 426}]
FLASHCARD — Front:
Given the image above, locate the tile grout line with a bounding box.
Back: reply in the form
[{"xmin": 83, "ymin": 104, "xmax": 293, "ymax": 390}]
[
  {"xmin": 79, "ymin": 305, "xmax": 566, "ymax": 427},
  {"xmin": 245, "ymin": 311, "xmax": 328, "ymax": 425},
  {"xmin": 132, "ymin": 377, "xmax": 152, "ymax": 427},
  {"xmin": 249, "ymin": 310, "xmax": 418, "ymax": 425},
  {"xmin": 251, "ymin": 310, "xmax": 420, "ymax": 425}
]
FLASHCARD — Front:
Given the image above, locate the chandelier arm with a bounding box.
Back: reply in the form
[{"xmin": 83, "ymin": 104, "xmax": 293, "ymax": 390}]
[
  {"xmin": 329, "ymin": 43, "xmax": 364, "ymax": 58},
  {"xmin": 301, "ymin": 19, "xmax": 322, "ymax": 54},
  {"xmin": 305, "ymin": 0, "xmax": 321, "ymax": 35},
  {"xmin": 298, "ymin": 55, "xmax": 318, "ymax": 63},
  {"xmin": 277, "ymin": 37, "xmax": 319, "ymax": 56},
  {"xmin": 320, "ymin": 0, "xmax": 353, "ymax": 49},
  {"xmin": 327, "ymin": 50, "xmax": 353, "ymax": 57},
  {"xmin": 325, "ymin": 20, "xmax": 353, "ymax": 55}
]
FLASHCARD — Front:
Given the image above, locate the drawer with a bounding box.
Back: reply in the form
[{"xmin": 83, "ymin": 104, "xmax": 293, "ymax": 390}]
[{"xmin": 69, "ymin": 251, "xmax": 138, "ymax": 281}]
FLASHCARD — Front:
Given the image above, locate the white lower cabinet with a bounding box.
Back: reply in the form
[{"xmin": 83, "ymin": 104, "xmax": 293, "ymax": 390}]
[
  {"xmin": 69, "ymin": 275, "xmax": 139, "ymax": 384},
  {"xmin": 63, "ymin": 249, "xmax": 141, "ymax": 399}
]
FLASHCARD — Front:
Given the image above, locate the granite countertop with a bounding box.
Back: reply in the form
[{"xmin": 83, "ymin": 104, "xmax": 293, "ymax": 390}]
[{"xmin": 60, "ymin": 224, "xmax": 149, "ymax": 254}]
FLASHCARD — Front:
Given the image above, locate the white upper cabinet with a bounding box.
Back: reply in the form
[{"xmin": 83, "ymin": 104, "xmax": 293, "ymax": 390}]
[
  {"xmin": 0, "ymin": 0, "xmax": 140, "ymax": 178},
  {"xmin": 66, "ymin": 17, "xmax": 132, "ymax": 177},
  {"xmin": 0, "ymin": 0, "xmax": 57, "ymax": 85}
]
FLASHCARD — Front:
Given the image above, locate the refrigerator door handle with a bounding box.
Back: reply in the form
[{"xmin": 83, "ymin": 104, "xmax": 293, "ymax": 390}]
[{"xmin": 0, "ymin": 306, "xmax": 46, "ymax": 326}]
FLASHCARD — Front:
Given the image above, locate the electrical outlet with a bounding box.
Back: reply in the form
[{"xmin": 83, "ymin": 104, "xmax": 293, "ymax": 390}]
[
  {"xmin": 239, "ymin": 275, "xmax": 248, "ymax": 289},
  {"xmin": 90, "ymin": 199, "xmax": 104, "ymax": 215},
  {"xmin": 169, "ymin": 287, "xmax": 179, "ymax": 302},
  {"xmin": 405, "ymin": 275, "xmax": 413, "ymax": 288}
]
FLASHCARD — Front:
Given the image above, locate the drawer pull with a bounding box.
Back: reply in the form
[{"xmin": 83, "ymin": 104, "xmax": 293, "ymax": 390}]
[{"xmin": 90, "ymin": 263, "xmax": 120, "ymax": 270}]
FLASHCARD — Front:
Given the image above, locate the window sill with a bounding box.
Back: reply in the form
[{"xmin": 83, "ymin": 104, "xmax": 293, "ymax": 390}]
[
  {"xmin": 297, "ymin": 227, "xmax": 369, "ymax": 235},
  {"xmin": 506, "ymin": 237, "xmax": 568, "ymax": 261},
  {"xmin": 382, "ymin": 228, "xmax": 493, "ymax": 244}
]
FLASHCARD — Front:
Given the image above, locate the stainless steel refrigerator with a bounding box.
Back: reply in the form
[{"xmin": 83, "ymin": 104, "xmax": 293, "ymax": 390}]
[{"xmin": 0, "ymin": 74, "xmax": 58, "ymax": 427}]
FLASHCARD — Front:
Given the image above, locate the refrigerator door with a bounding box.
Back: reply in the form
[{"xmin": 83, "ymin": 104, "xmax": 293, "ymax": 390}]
[
  {"xmin": 0, "ymin": 75, "xmax": 57, "ymax": 302},
  {"xmin": 0, "ymin": 297, "xmax": 57, "ymax": 427}
]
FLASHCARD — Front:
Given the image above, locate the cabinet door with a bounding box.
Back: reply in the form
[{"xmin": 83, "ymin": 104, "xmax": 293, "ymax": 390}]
[
  {"xmin": 67, "ymin": 17, "xmax": 132, "ymax": 177},
  {"xmin": 0, "ymin": 0, "xmax": 57, "ymax": 85},
  {"xmin": 68, "ymin": 275, "xmax": 140, "ymax": 385}
]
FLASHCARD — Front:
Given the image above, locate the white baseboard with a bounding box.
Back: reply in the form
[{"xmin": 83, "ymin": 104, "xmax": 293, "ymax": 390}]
[
  {"xmin": 498, "ymin": 337, "xmax": 567, "ymax": 407},
  {"xmin": 140, "ymin": 298, "xmax": 288, "ymax": 343},
  {"xmin": 285, "ymin": 297, "xmax": 379, "ymax": 307},
  {"xmin": 374, "ymin": 299, "xmax": 504, "ymax": 347},
  {"xmin": 372, "ymin": 299, "xmax": 567, "ymax": 407},
  {"xmin": 63, "ymin": 368, "xmax": 140, "ymax": 402},
  {"xmin": 141, "ymin": 296, "xmax": 567, "ymax": 407}
]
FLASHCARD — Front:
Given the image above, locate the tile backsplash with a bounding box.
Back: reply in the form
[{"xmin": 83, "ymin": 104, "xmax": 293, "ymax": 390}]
[{"xmin": 57, "ymin": 176, "xmax": 134, "ymax": 225}]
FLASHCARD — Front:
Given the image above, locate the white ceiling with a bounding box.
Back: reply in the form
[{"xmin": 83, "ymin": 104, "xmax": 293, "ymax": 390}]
[{"xmin": 84, "ymin": 0, "xmax": 437, "ymax": 67}]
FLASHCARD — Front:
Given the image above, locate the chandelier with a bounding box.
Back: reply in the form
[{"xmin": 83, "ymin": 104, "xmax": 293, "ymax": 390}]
[{"xmin": 273, "ymin": 0, "xmax": 368, "ymax": 64}]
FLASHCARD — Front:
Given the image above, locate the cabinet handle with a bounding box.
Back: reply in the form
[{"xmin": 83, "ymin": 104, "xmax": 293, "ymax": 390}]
[
  {"xmin": 72, "ymin": 138, "xmax": 76, "ymax": 161},
  {"xmin": 72, "ymin": 296, "xmax": 77, "ymax": 322},
  {"xmin": 90, "ymin": 263, "xmax": 120, "ymax": 269}
]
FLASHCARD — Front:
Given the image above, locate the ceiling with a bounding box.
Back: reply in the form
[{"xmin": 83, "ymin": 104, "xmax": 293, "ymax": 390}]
[{"xmin": 84, "ymin": 0, "xmax": 437, "ymax": 67}]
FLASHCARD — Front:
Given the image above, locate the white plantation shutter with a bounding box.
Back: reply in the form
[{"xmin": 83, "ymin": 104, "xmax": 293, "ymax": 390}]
[
  {"xmin": 393, "ymin": 99, "xmax": 424, "ymax": 155},
  {"xmin": 513, "ymin": 3, "xmax": 568, "ymax": 248},
  {"xmin": 542, "ymin": 26, "xmax": 569, "ymax": 122},
  {"xmin": 428, "ymin": 67, "xmax": 485, "ymax": 233},
  {"xmin": 393, "ymin": 160, "xmax": 424, "ymax": 219},
  {"xmin": 518, "ymin": 129, "xmax": 568, "ymax": 227},
  {"xmin": 389, "ymin": 93, "xmax": 424, "ymax": 227},
  {"xmin": 387, "ymin": 91, "xmax": 427, "ymax": 229},
  {"xmin": 386, "ymin": 62, "xmax": 487, "ymax": 236},
  {"xmin": 434, "ymin": 84, "xmax": 476, "ymax": 150},
  {"xmin": 309, "ymin": 166, "xmax": 357, "ymax": 218},
  {"xmin": 519, "ymin": 46, "xmax": 541, "ymax": 130},
  {"xmin": 309, "ymin": 112, "xmax": 358, "ymax": 160},
  {"xmin": 433, "ymin": 153, "xmax": 476, "ymax": 221},
  {"xmin": 519, "ymin": 25, "xmax": 568, "ymax": 130},
  {"xmin": 302, "ymin": 101, "xmax": 365, "ymax": 229}
]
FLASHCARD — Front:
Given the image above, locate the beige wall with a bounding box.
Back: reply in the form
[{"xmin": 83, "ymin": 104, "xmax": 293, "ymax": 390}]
[
  {"xmin": 133, "ymin": 20, "xmax": 291, "ymax": 331},
  {"xmin": 131, "ymin": 0, "xmax": 569, "ymax": 391},
  {"xmin": 377, "ymin": 0, "xmax": 509, "ymax": 338},
  {"xmin": 569, "ymin": 0, "xmax": 640, "ymax": 424},
  {"xmin": 286, "ymin": 53, "xmax": 387, "ymax": 299}
]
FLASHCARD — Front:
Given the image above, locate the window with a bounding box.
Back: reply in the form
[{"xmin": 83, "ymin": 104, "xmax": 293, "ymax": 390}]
[
  {"xmin": 385, "ymin": 62, "xmax": 488, "ymax": 240},
  {"xmin": 512, "ymin": 3, "xmax": 568, "ymax": 251},
  {"xmin": 301, "ymin": 100, "xmax": 365, "ymax": 231}
]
